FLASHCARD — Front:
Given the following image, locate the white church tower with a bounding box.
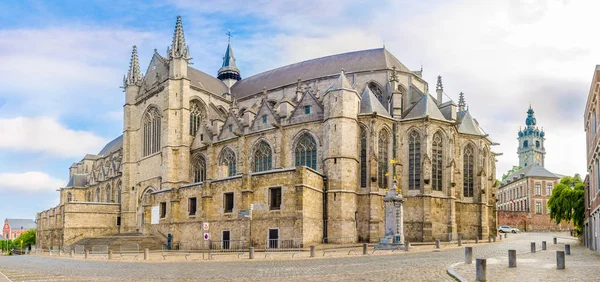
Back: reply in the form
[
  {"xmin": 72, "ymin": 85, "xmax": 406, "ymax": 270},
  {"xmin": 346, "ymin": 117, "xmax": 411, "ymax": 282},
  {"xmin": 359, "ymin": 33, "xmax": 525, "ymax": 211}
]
[{"xmin": 517, "ymin": 105, "xmax": 546, "ymax": 167}]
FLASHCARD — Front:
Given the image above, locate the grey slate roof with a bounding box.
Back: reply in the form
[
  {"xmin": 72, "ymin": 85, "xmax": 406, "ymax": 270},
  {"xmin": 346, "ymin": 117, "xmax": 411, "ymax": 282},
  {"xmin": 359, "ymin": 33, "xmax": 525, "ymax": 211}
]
[
  {"xmin": 6, "ymin": 219, "xmax": 36, "ymax": 230},
  {"xmin": 188, "ymin": 66, "xmax": 229, "ymax": 95},
  {"xmin": 66, "ymin": 174, "xmax": 88, "ymax": 188},
  {"xmin": 360, "ymin": 86, "xmax": 390, "ymax": 117},
  {"xmin": 503, "ymin": 164, "xmax": 560, "ymax": 186},
  {"xmin": 404, "ymin": 94, "xmax": 447, "ymax": 121},
  {"xmin": 231, "ymin": 48, "xmax": 411, "ymax": 99},
  {"xmin": 98, "ymin": 135, "xmax": 123, "ymax": 156},
  {"xmin": 457, "ymin": 111, "xmax": 485, "ymax": 136}
]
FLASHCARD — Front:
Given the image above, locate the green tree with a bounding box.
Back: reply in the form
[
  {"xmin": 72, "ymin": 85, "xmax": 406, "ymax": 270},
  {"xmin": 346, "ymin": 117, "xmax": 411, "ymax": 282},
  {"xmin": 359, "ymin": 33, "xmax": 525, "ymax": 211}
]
[
  {"xmin": 13, "ymin": 229, "xmax": 36, "ymax": 248},
  {"xmin": 501, "ymin": 166, "xmax": 523, "ymax": 182},
  {"xmin": 547, "ymin": 174, "xmax": 585, "ymax": 234}
]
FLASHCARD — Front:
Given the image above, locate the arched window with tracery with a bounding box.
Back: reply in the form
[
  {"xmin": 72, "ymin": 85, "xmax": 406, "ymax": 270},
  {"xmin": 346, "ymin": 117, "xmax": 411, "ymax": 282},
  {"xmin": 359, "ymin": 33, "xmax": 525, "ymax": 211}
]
[
  {"xmin": 105, "ymin": 184, "xmax": 112, "ymax": 203},
  {"xmin": 67, "ymin": 192, "xmax": 72, "ymax": 203},
  {"xmin": 294, "ymin": 133, "xmax": 317, "ymax": 170},
  {"xmin": 143, "ymin": 106, "xmax": 161, "ymax": 156},
  {"xmin": 116, "ymin": 181, "xmax": 122, "ymax": 204},
  {"xmin": 87, "ymin": 191, "xmax": 92, "ymax": 202},
  {"xmin": 192, "ymin": 155, "xmax": 207, "ymax": 182},
  {"xmin": 95, "ymin": 187, "xmax": 101, "ymax": 202},
  {"xmin": 463, "ymin": 145, "xmax": 474, "ymax": 197},
  {"xmin": 378, "ymin": 129, "xmax": 389, "ymax": 189},
  {"xmin": 219, "ymin": 147, "xmax": 237, "ymax": 177},
  {"xmin": 253, "ymin": 141, "xmax": 273, "ymax": 172},
  {"xmin": 408, "ymin": 131, "xmax": 421, "ymax": 190},
  {"xmin": 432, "ymin": 132, "xmax": 443, "ymax": 191},
  {"xmin": 189, "ymin": 101, "xmax": 205, "ymax": 136},
  {"xmin": 368, "ymin": 82, "xmax": 384, "ymax": 103},
  {"xmin": 360, "ymin": 125, "xmax": 367, "ymax": 188}
]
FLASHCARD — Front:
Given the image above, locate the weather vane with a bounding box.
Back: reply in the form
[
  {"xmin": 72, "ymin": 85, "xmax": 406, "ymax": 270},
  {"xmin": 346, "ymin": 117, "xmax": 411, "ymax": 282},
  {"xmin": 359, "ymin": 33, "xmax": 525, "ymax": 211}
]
[{"xmin": 226, "ymin": 30, "xmax": 233, "ymax": 42}]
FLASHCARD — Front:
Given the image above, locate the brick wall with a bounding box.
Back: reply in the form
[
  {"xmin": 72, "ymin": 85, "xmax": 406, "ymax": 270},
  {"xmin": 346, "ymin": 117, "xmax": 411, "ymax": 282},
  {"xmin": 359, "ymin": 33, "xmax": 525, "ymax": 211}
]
[{"xmin": 498, "ymin": 211, "xmax": 572, "ymax": 231}]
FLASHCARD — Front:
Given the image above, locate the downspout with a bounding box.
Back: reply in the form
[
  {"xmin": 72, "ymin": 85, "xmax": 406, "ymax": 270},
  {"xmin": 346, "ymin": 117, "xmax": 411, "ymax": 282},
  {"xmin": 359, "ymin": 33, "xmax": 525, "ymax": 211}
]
[{"xmin": 323, "ymin": 176, "xmax": 328, "ymax": 242}]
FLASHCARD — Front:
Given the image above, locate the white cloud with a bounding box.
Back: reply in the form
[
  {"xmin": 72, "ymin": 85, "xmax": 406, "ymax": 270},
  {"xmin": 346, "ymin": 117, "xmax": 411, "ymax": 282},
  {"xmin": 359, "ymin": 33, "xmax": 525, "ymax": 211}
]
[
  {"xmin": 0, "ymin": 116, "xmax": 108, "ymax": 158},
  {"xmin": 0, "ymin": 171, "xmax": 65, "ymax": 192}
]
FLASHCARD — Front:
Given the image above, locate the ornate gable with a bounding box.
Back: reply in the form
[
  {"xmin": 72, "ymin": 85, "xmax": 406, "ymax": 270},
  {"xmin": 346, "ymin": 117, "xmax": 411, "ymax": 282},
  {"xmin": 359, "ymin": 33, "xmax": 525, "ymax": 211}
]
[
  {"xmin": 287, "ymin": 90, "xmax": 324, "ymax": 124},
  {"xmin": 250, "ymin": 99, "xmax": 279, "ymax": 132},
  {"xmin": 218, "ymin": 112, "xmax": 243, "ymax": 140}
]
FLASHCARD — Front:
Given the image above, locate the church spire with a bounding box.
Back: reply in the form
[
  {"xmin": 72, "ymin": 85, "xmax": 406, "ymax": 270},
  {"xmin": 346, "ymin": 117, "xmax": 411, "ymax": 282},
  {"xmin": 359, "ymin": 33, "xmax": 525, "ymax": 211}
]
[
  {"xmin": 168, "ymin": 16, "xmax": 189, "ymax": 60},
  {"xmin": 436, "ymin": 75, "xmax": 443, "ymax": 105},
  {"xmin": 218, "ymin": 32, "xmax": 241, "ymax": 87},
  {"xmin": 458, "ymin": 92, "xmax": 466, "ymax": 112},
  {"xmin": 125, "ymin": 45, "xmax": 142, "ymax": 86}
]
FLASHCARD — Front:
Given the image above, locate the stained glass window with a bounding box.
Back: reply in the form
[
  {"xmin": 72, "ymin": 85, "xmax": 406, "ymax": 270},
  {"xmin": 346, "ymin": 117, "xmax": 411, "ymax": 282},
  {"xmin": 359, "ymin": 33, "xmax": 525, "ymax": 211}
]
[
  {"xmin": 295, "ymin": 133, "xmax": 317, "ymax": 170},
  {"xmin": 432, "ymin": 132, "xmax": 443, "ymax": 191},
  {"xmin": 409, "ymin": 131, "xmax": 421, "ymax": 190},
  {"xmin": 253, "ymin": 141, "xmax": 273, "ymax": 172}
]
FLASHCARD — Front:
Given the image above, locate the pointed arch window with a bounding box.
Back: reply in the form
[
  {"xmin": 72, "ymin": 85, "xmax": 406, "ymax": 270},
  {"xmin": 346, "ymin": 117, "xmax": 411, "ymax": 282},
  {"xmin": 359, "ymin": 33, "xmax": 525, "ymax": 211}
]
[
  {"xmin": 368, "ymin": 82, "xmax": 384, "ymax": 103},
  {"xmin": 253, "ymin": 141, "xmax": 273, "ymax": 172},
  {"xmin": 219, "ymin": 147, "xmax": 237, "ymax": 177},
  {"xmin": 143, "ymin": 106, "xmax": 161, "ymax": 156},
  {"xmin": 294, "ymin": 133, "xmax": 317, "ymax": 170},
  {"xmin": 463, "ymin": 145, "xmax": 474, "ymax": 197},
  {"xmin": 408, "ymin": 131, "xmax": 421, "ymax": 190},
  {"xmin": 105, "ymin": 184, "xmax": 112, "ymax": 203},
  {"xmin": 96, "ymin": 187, "xmax": 101, "ymax": 202},
  {"xmin": 87, "ymin": 191, "xmax": 92, "ymax": 202},
  {"xmin": 67, "ymin": 192, "xmax": 72, "ymax": 203},
  {"xmin": 360, "ymin": 126, "xmax": 367, "ymax": 188},
  {"xmin": 378, "ymin": 130, "xmax": 389, "ymax": 189},
  {"xmin": 190, "ymin": 101, "xmax": 205, "ymax": 136},
  {"xmin": 432, "ymin": 132, "xmax": 443, "ymax": 191},
  {"xmin": 116, "ymin": 181, "xmax": 122, "ymax": 204},
  {"xmin": 192, "ymin": 155, "xmax": 207, "ymax": 183}
]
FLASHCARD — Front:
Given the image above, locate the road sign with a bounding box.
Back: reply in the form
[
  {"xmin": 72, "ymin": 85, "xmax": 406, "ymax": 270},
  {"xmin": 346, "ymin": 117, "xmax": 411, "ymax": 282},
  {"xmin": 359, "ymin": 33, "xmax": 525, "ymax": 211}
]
[
  {"xmin": 203, "ymin": 222, "xmax": 209, "ymax": 231},
  {"xmin": 203, "ymin": 233, "xmax": 210, "ymax": 240},
  {"xmin": 238, "ymin": 210, "xmax": 251, "ymax": 218}
]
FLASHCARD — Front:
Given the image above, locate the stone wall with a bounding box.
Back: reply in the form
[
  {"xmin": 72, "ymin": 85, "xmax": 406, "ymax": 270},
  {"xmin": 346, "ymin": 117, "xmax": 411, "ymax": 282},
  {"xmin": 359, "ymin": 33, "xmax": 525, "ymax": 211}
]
[{"xmin": 498, "ymin": 211, "xmax": 572, "ymax": 232}]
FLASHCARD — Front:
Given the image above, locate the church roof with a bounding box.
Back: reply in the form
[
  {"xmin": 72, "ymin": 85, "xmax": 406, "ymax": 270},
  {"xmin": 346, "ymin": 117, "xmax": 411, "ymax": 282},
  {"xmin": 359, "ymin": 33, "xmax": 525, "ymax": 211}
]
[
  {"xmin": 6, "ymin": 219, "xmax": 36, "ymax": 230},
  {"xmin": 66, "ymin": 174, "xmax": 88, "ymax": 188},
  {"xmin": 189, "ymin": 66, "xmax": 229, "ymax": 95},
  {"xmin": 502, "ymin": 164, "xmax": 560, "ymax": 186},
  {"xmin": 457, "ymin": 111, "xmax": 485, "ymax": 136},
  {"xmin": 360, "ymin": 86, "xmax": 390, "ymax": 117},
  {"xmin": 98, "ymin": 135, "xmax": 123, "ymax": 156},
  {"xmin": 231, "ymin": 48, "xmax": 411, "ymax": 99},
  {"xmin": 404, "ymin": 94, "xmax": 447, "ymax": 121}
]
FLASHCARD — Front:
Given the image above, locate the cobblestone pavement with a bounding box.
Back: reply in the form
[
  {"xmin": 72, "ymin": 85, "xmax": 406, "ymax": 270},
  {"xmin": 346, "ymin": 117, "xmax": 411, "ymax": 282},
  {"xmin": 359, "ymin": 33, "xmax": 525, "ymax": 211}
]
[{"xmin": 0, "ymin": 232, "xmax": 593, "ymax": 281}]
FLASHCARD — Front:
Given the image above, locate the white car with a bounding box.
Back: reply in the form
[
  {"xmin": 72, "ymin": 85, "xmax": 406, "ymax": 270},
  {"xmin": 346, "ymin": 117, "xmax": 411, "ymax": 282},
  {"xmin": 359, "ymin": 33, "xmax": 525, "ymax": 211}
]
[{"xmin": 498, "ymin": 225, "xmax": 520, "ymax": 233}]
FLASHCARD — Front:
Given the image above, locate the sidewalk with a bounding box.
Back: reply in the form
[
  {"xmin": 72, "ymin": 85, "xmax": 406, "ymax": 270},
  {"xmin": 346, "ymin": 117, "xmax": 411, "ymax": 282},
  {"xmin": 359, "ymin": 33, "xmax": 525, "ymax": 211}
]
[{"xmin": 450, "ymin": 238, "xmax": 600, "ymax": 281}]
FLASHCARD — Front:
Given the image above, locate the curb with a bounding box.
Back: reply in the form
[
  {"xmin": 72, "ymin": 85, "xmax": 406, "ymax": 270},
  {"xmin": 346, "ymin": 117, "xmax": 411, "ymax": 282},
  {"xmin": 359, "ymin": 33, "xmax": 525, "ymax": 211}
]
[{"xmin": 447, "ymin": 262, "xmax": 467, "ymax": 282}]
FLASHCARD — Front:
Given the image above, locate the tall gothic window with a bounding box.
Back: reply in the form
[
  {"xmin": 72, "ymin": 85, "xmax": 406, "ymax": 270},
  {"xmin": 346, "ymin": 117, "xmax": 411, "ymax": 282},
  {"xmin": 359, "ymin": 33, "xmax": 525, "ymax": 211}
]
[
  {"xmin": 189, "ymin": 101, "xmax": 204, "ymax": 136},
  {"xmin": 432, "ymin": 132, "xmax": 443, "ymax": 191},
  {"xmin": 96, "ymin": 187, "xmax": 101, "ymax": 202},
  {"xmin": 67, "ymin": 192, "xmax": 72, "ymax": 203},
  {"xmin": 408, "ymin": 131, "xmax": 421, "ymax": 190},
  {"xmin": 253, "ymin": 141, "xmax": 273, "ymax": 172},
  {"xmin": 378, "ymin": 130, "xmax": 389, "ymax": 189},
  {"xmin": 368, "ymin": 82, "xmax": 384, "ymax": 103},
  {"xmin": 143, "ymin": 106, "xmax": 161, "ymax": 156},
  {"xmin": 294, "ymin": 133, "xmax": 317, "ymax": 170},
  {"xmin": 219, "ymin": 147, "xmax": 237, "ymax": 177},
  {"xmin": 105, "ymin": 184, "xmax": 112, "ymax": 203},
  {"xmin": 360, "ymin": 126, "xmax": 367, "ymax": 188},
  {"xmin": 463, "ymin": 145, "xmax": 474, "ymax": 197},
  {"xmin": 116, "ymin": 181, "xmax": 122, "ymax": 204},
  {"xmin": 192, "ymin": 155, "xmax": 207, "ymax": 183},
  {"xmin": 87, "ymin": 191, "xmax": 92, "ymax": 202}
]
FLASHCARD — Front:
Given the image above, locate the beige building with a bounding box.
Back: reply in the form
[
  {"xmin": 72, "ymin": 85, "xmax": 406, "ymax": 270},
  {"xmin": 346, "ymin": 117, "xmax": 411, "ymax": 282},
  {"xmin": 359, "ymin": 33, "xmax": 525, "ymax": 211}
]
[{"xmin": 37, "ymin": 16, "xmax": 498, "ymax": 250}]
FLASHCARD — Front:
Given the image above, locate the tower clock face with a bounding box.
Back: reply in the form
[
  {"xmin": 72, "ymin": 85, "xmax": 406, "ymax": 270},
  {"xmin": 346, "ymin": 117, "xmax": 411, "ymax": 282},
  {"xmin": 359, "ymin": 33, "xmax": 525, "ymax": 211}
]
[{"xmin": 535, "ymin": 154, "xmax": 541, "ymax": 163}]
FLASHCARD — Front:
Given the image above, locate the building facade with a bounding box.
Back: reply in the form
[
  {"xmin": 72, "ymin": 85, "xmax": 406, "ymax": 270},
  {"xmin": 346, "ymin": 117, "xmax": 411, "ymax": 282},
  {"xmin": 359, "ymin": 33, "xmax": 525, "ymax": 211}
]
[
  {"xmin": 2, "ymin": 219, "xmax": 36, "ymax": 240},
  {"xmin": 37, "ymin": 16, "xmax": 498, "ymax": 250},
  {"xmin": 497, "ymin": 107, "xmax": 564, "ymax": 231},
  {"xmin": 584, "ymin": 65, "xmax": 600, "ymax": 254}
]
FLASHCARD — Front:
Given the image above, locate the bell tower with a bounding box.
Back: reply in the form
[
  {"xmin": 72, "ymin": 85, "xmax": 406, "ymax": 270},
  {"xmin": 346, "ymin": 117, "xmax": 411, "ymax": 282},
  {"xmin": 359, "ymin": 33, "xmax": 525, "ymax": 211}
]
[{"xmin": 517, "ymin": 105, "xmax": 546, "ymax": 167}]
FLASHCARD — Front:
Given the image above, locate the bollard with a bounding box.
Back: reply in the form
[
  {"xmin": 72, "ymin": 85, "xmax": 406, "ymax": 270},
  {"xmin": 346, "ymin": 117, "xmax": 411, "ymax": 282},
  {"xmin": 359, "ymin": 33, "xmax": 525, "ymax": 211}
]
[
  {"xmin": 465, "ymin": 247, "xmax": 473, "ymax": 264},
  {"xmin": 249, "ymin": 247, "xmax": 254, "ymax": 259},
  {"xmin": 405, "ymin": 241, "xmax": 410, "ymax": 251},
  {"xmin": 59, "ymin": 250, "xmax": 62, "ymax": 257},
  {"xmin": 435, "ymin": 239, "xmax": 440, "ymax": 249},
  {"xmin": 504, "ymin": 233, "xmax": 507, "ymax": 239},
  {"xmin": 310, "ymin": 245, "xmax": 315, "ymax": 258},
  {"xmin": 553, "ymin": 237, "xmax": 557, "ymax": 244},
  {"xmin": 493, "ymin": 237, "xmax": 496, "ymax": 242},
  {"xmin": 508, "ymin": 250, "xmax": 517, "ymax": 267},
  {"xmin": 70, "ymin": 250, "xmax": 74, "ymax": 258},
  {"xmin": 458, "ymin": 237, "xmax": 462, "ymax": 247},
  {"xmin": 542, "ymin": 241, "xmax": 547, "ymax": 250},
  {"xmin": 499, "ymin": 235, "xmax": 502, "ymax": 241},
  {"xmin": 475, "ymin": 237, "xmax": 479, "ymax": 244},
  {"xmin": 565, "ymin": 244, "xmax": 570, "ymax": 255},
  {"xmin": 488, "ymin": 236, "xmax": 492, "ymax": 243},
  {"xmin": 108, "ymin": 250, "xmax": 113, "ymax": 260},
  {"xmin": 362, "ymin": 243, "xmax": 367, "ymax": 255},
  {"xmin": 531, "ymin": 242, "xmax": 536, "ymax": 253},
  {"xmin": 144, "ymin": 248, "xmax": 149, "ymax": 260},
  {"xmin": 556, "ymin": 251, "xmax": 565, "ymax": 269},
  {"xmin": 476, "ymin": 258, "xmax": 487, "ymax": 281},
  {"xmin": 85, "ymin": 250, "xmax": 89, "ymax": 259}
]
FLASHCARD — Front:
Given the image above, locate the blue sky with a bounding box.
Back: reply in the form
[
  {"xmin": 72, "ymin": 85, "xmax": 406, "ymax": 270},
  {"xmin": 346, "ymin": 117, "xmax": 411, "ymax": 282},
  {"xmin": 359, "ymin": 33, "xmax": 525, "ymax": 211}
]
[{"xmin": 0, "ymin": 0, "xmax": 596, "ymax": 220}]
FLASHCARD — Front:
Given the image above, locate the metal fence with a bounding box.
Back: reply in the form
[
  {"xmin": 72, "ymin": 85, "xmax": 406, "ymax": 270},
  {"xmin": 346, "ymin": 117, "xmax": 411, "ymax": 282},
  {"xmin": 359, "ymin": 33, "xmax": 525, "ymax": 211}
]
[
  {"xmin": 264, "ymin": 238, "xmax": 303, "ymax": 254},
  {"xmin": 91, "ymin": 245, "xmax": 108, "ymax": 255},
  {"xmin": 74, "ymin": 245, "xmax": 85, "ymax": 255},
  {"xmin": 119, "ymin": 243, "xmax": 140, "ymax": 254},
  {"xmin": 208, "ymin": 240, "xmax": 247, "ymax": 253}
]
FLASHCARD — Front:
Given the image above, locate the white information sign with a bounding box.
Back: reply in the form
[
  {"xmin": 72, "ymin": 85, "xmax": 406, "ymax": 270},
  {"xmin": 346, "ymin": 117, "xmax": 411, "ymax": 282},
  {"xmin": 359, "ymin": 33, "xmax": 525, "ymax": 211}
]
[
  {"xmin": 203, "ymin": 233, "xmax": 210, "ymax": 240},
  {"xmin": 203, "ymin": 222, "xmax": 209, "ymax": 231},
  {"xmin": 151, "ymin": 206, "xmax": 159, "ymax": 225}
]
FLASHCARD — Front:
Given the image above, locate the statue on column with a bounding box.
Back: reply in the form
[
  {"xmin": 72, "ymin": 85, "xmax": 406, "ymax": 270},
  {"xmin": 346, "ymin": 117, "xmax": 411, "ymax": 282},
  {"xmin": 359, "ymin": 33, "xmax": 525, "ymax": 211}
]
[{"xmin": 383, "ymin": 179, "xmax": 405, "ymax": 244}]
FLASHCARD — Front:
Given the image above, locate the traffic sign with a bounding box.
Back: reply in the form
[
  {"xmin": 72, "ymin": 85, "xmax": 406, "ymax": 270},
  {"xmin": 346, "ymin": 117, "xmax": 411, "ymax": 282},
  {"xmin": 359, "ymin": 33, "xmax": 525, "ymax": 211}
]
[
  {"xmin": 238, "ymin": 210, "xmax": 251, "ymax": 218},
  {"xmin": 203, "ymin": 233, "xmax": 210, "ymax": 240}
]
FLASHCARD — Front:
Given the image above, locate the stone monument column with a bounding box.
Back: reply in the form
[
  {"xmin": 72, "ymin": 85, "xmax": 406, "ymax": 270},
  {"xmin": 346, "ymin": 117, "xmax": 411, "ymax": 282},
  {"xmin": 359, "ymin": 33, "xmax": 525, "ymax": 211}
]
[{"xmin": 384, "ymin": 180, "xmax": 405, "ymax": 244}]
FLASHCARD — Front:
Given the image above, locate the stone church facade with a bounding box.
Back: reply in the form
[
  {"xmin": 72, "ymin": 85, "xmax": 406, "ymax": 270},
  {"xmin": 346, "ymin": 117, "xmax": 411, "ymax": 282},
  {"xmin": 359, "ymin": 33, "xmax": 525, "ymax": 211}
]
[{"xmin": 37, "ymin": 16, "xmax": 498, "ymax": 250}]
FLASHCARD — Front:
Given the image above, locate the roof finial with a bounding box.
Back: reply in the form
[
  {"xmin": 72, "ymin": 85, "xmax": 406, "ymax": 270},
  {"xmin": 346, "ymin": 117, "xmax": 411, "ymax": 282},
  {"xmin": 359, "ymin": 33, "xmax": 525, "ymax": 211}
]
[
  {"xmin": 436, "ymin": 75, "xmax": 443, "ymax": 92},
  {"xmin": 226, "ymin": 30, "xmax": 232, "ymax": 43},
  {"xmin": 125, "ymin": 45, "xmax": 142, "ymax": 86},
  {"xmin": 458, "ymin": 92, "xmax": 466, "ymax": 112},
  {"xmin": 263, "ymin": 87, "xmax": 268, "ymax": 100},
  {"xmin": 389, "ymin": 66, "xmax": 399, "ymax": 82},
  {"xmin": 169, "ymin": 15, "xmax": 189, "ymax": 60}
]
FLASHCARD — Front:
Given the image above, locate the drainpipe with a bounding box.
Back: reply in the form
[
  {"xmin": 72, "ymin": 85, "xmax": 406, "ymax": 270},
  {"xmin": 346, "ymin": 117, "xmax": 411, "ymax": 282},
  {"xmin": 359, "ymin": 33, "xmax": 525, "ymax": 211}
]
[{"xmin": 323, "ymin": 176, "xmax": 328, "ymax": 242}]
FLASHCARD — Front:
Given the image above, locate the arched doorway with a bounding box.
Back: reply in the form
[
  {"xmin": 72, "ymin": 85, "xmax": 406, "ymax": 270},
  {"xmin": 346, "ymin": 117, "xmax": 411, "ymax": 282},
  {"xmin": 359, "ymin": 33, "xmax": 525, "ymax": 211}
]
[{"xmin": 138, "ymin": 187, "xmax": 155, "ymax": 233}]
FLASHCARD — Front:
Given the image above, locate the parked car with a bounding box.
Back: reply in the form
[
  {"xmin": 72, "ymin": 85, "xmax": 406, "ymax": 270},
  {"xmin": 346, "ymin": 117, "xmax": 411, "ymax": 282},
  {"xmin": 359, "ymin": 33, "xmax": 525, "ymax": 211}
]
[{"xmin": 499, "ymin": 225, "xmax": 520, "ymax": 233}]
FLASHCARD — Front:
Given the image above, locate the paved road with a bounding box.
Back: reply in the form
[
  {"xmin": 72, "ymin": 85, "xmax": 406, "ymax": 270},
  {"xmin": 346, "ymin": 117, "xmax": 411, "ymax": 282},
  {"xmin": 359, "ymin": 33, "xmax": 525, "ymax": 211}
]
[{"xmin": 0, "ymin": 232, "xmax": 587, "ymax": 281}]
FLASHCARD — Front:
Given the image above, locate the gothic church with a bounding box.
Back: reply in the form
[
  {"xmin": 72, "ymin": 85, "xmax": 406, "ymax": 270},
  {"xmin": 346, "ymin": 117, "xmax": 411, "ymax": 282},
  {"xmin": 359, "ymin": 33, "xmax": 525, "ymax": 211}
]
[{"xmin": 37, "ymin": 16, "xmax": 498, "ymax": 249}]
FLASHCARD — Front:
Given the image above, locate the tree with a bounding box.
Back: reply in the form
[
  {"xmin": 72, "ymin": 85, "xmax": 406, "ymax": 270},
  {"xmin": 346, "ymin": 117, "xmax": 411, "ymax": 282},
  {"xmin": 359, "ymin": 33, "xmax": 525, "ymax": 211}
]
[
  {"xmin": 13, "ymin": 229, "xmax": 36, "ymax": 248},
  {"xmin": 547, "ymin": 174, "xmax": 585, "ymax": 234},
  {"xmin": 501, "ymin": 166, "xmax": 523, "ymax": 182}
]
